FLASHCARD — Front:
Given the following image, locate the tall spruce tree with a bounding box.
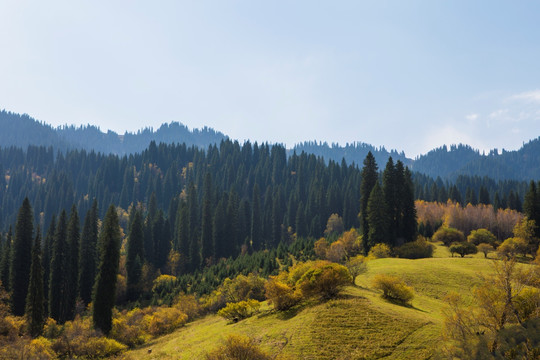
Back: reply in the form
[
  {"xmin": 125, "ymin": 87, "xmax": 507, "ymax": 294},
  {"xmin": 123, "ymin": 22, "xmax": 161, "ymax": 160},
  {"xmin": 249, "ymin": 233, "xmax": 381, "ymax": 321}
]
[
  {"xmin": 251, "ymin": 184, "xmax": 263, "ymax": 250},
  {"xmin": 399, "ymin": 167, "xmax": 418, "ymax": 243},
  {"xmin": 49, "ymin": 210, "xmax": 69, "ymax": 323},
  {"xmin": 26, "ymin": 227, "xmax": 44, "ymax": 337},
  {"xmin": 382, "ymin": 158, "xmax": 399, "ymax": 244},
  {"xmin": 212, "ymin": 197, "xmax": 227, "ymax": 260},
  {"xmin": 42, "ymin": 215, "xmax": 55, "ymax": 316},
  {"xmin": 126, "ymin": 208, "xmax": 144, "ymax": 300},
  {"xmin": 93, "ymin": 205, "xmax": 121, "ymax": 335},
  {"xmin": 0, "ymin": 227, "xmax": 11, "ymax": 292},
  {"xmin": 65, "ymin": 205, "xmax": 80, "ymax": 321},
  {"xmin": 175, "ymin": 200, "xmax": 189, "ymax": 271},
  {"xmin": 10, "ymin": 198, "xmax": 34, "ymax": 316},
  {"xmin": 360, "ymin": 152, "xmax": 378, "ymax": 253},
  {"xmin": 79, "ymin": 200, "xmax": 98, "ymax": 306},
  {"xmin": 367, "ymin": 182, "xmax": 387, "ymax": 250},
  {"xmin": 523, "ymin": 181, "xmax": 540, "ymax": 238},
  {"xmin": 200, "ymin": 173, "xmax": 214, "ymax": 263},
  {"xmin": 187, "ymin": 182, "xmax": 199, "ymax": 270}
]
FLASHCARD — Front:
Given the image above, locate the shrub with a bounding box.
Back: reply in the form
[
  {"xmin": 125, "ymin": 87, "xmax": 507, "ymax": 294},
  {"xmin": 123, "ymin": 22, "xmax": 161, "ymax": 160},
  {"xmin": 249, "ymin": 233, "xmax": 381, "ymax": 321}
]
[
  {"xmin": 111, "ymin": 308, "xmax": 151, "ymax": 347},
  {"xmin": 372, "ymin": 274, "xmax": 414, "ymax": 304},
  {"xmin": 27, "ymin": 337, "xmax": 56, "ymax": 360},
  {"xmin": 202, "ymin": 273, "xmax": 266, "ymax": 312},
  {"xmin": 497, "ymin": 237, "xmax": 529, "ymax": 258},
  {"xmin": 393, "ymin": 238, "xmax": 434, "ymax": 259},
  {"xmin": 345, "ymin": 255, "xmax": 367, "ymax": 283},
  {"xmin": 296, "ymin": 262, "xmax": 352, "ymax": 299},
  {"xmin": 264, "ymin": 277, "xmax": 301, "ymax": 311},
  {"xmin": 433, "ymin": 227, "xmax": 465, "ymax": 246},
  {"xmin": 42, "ymin": 318, "xmax": 62, "ymax": 339},
  {"xmin": 205, "ymin": 334, "xmax": 272, "ymax": 360},
  {"xmin": 143, "ymin": 306, "xmax": 188, "ymax": 336},
  {"xmin": 217, "ymin": 300, "xmax": 261, "ymax": 322},
  {"xmin": 368, "ymin": 243, "xmax": 391, "ymax": 259},
  {"xmin": 314, "ymin": 238, "xmax": 329, "ymax": 259},
  {"xmin": 449, "ymin": 242, "xmax": 477, "ymax": 258},
  {"xmin": 467, "ymin": 229, "xmax": 497, "ymax": 246},
  {"xmin": 174, "ymin": 293, "xmax": 202, "ymax": 321},
  {"xmin": 477, "ymin": 243, "xmax": 494, "ymax": 258}
]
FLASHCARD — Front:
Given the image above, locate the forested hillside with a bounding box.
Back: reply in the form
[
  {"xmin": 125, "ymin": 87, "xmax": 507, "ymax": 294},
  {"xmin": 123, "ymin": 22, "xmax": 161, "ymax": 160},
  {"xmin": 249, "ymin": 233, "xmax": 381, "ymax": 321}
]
[{"xmin": 0, "ymin": 110, "xmax": 227, "ymax": 155}]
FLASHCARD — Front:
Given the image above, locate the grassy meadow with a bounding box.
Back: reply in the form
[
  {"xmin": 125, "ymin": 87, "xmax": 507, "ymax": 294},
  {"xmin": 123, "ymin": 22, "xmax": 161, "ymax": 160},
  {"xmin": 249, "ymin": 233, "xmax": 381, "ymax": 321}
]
[{"xmin": 123, "ymin": 243, "xmax": 506, "ymax": 359}]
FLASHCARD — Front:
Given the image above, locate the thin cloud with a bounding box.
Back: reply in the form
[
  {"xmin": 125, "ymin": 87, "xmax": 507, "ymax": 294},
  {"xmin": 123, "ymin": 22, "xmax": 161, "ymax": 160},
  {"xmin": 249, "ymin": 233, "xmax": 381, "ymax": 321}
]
[
  {"xmin": 465, "ymin": 113, "xmax": 478, "ymax": 121},
  {"xmin": 509, "ymin": 90, "xmax": 540, "ymax": 103}
]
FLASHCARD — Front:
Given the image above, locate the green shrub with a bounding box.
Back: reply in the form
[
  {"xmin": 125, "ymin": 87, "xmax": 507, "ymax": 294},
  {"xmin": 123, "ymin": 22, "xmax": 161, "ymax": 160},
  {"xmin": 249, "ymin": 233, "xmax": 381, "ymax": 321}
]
[
  {"xmin": 264, "ymin": 277, "xmax": 301, "ymax": 311},
  {"xmin": 467, "ymin": 229, "xmax": 497, "ymax": 246},
  {"xmin": 449, "ymin": 242, "xmax": 477, "ymax": 258},
  {"xmin": 433, "ymin": 227, "xmax": 465, "ymax": 246},
  {"xmin": 296, "ymin": 262, "xmax": 352, "ymax": 300},
  {"xmin": 393, "ymin": 238, "xmax": 434, "ymax": 259},
  {"xmin": 372, "ymin": 274, "xmax": 414, "ymax": 304},
  {"xmin": 205, "ymin": 334, "xmax": 272, "ymax": 360},
  {"xmin": 368, "ymin": 243, "xmax": 392, "ymax": 259},
  {"xmin": 217, "ymin": 300, "xmax": 261, "ymax": 322}
]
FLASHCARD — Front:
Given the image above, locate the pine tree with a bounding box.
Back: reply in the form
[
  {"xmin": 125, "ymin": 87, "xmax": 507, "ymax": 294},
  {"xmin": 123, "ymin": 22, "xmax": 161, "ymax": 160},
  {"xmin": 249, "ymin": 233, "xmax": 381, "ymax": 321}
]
[
  {"xmin": 93, "ymin": 205, "xmax": 121, "ymax": 335},
  {"xmin": 49, "ymin": 210, "xmax": 69, "ymax": 323},
  {"xmin": 201, "ymin": 173, "xmax": 214, "ymax": 263},
  {"xmin": 79, "ymin": 200, "xmax": 98, "ymax": 306},
  {"xmin": 65, "ymin": 205, "xmax": 80, "ymax": 321},
  {"xmin": 10, "ymin": 198, "xmax": 34, "ymax": 316},
  {"xmin": 126, "ymin": 208, "xmax": 144, "ymax": 300},
  {"xmin": 251, "ymin": 184, "xmax": 263, "ymax": 251},
  {"xmin": 187, "ymin": 182, "xmax": 200, "ymax": 270},
  {"xmin": 0, "ymin": 227, "xmax": 11, "ymax": 292},
  {"xmin": 382, "ymin": 158, "xmax": 398, "ymax": 244},
  {"xmin": 360, "ymin": 152, "xmax": 378, "ymax": 253},
  {"xmin": 478, "ymin": 186, "xmax": 490, "ymax": 205},
  {"xmin": 399, "ymin": 168, "xmax": 418, "ymax": 243},
  {"xmin": 175, "ymin": 200, "xmax": 189, "ymax": 270},
  {"xmin": 42, "ymin": 216, "xmax": 55, "ymax": 316},
  {"xmin": 367, "ymin": 182, "xmax": 387, "ymax": 250},
  {"xmin": 26, "ymin": 227, "xmax": 44, "ymax": 337},
  {"xmin": 523, "ymin": 181, "xmax": 540, "ymax": 238},
  {"xmin": 212, "ymin": 197, "xmax": 227, "ymax": 260}
]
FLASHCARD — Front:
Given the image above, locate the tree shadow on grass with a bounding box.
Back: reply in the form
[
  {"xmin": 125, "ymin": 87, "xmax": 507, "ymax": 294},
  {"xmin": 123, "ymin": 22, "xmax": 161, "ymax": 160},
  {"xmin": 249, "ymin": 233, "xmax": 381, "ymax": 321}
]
[{"xmin": 383, "ymin": 297, "xmax": 428, "ymax": 313}]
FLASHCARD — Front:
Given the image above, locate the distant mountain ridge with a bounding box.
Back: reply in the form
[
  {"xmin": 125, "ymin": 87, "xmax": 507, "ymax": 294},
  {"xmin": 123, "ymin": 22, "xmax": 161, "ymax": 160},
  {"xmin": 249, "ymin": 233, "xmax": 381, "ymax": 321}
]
[
  {"xmin": 1, "ymin": 109, "xmax": 540, "ymax": 180},
  {"xmin": 0, "ymin": 110, "xmax": 228, "ymax": 155}
]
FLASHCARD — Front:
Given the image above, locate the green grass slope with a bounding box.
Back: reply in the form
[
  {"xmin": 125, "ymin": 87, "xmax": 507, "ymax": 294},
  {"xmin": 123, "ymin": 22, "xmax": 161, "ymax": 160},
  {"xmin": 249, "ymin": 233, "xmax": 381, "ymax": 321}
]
[{"xmin": 125, "ymin": 252, "xmax": 499, "ymax": 360}]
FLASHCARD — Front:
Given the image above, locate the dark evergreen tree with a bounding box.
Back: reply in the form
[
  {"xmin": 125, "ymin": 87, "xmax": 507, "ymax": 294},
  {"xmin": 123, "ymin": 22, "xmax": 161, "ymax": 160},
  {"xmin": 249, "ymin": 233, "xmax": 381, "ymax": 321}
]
[
  {"xmin": 399, "ymin": 168, "xmax": 418, "ymax": 243},
  {"xmin": 65, "ymin": 205, "xmax": 80, "ymax": 321},
  {"xmin": 0, "ymin": 227, "xmax": 11, "ymax": 292},
  {"xmin": 49, "ymin": 210, "xmax": 69, "ymax": 323},
  {"xmin": 360, "ymin": 152, "xmax": 378, "ymax": 253},
  {"xmin": 42, "ymin": 216, "xmax": 55, "ymax": 316},
  {"xmin": 200, "ymin": 173, "xmax": 214, "ymax": 263},
  {"xmin": 10, "ymin": 198, "xmax": 34, "ymax": 316},
  {"xmin": 523, "ymin": 181, "xmax": 540, "ymax": 238},
  {"xmin": 367, "ymin": 182, "xmax": 387, "ymax": 250},
  {"xmin": 25, "ymin": 227, "xmax": 44, "ymax": 337},
  {"xmin": 478, "ymin": 186, "xmax": 490, "ymax": 205},
  {"xmin": 126, "ymin": 208, "xmax": 144, "ymax": 300},
  {"xmin": 187, "ymin": 182, "xmax": 200, "ymax": 270},
  {"xmin": 212, "ymin": 197, "xmax": 227, "ymax": 260},
  {"xmin": 175, "ymin": 200, "xmax": 189, "ymax": 270},
  {"xmin": 93, "ymin": 205, "xmax": 121, "ymax": 335},
  {"xmin": 79, "ymin": 200, "xmax": 98, "ymax": 306},
  {"xmin": 251, "ymin": 184, "xmax": 262, "ymax": 251},
  {"xmin": 382, "ymin": 158, "xmax": 398, "ymax": 244}
]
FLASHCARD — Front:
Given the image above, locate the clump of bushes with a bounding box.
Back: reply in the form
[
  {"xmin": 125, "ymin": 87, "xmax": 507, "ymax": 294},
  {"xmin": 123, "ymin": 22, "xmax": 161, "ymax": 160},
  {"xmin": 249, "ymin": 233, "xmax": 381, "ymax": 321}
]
[
  {"xmin": 372, "ymin": 274, "xmax": 414, "ymax": 305},
  {"xmin": 433, "ymin": 227, "xmax": 465, "ymax": 246},
  {"xmin": 217, "ymin": 300, "xmax": 261, "ymax": 322},
  {"xmin": 202, "ymin": 273, "xmax": 266, "ymax": 312},
  {"xmin": 265, "ymin": 260, "xmax": 352, "ymax": 310},
  {"xmin": 449, "ymin": 242, "xmax": 478, "ymax": 258},
  {"xmin": 368, "ymin": 243, "xmax": 392, "ymax": 259},
  {"xmin": 393, "ymin": 237, "xmax": 434, "ymax": 259},
  {"xmin": 205, "ymin": 334, "xmax": 272, "ymax": 360}
]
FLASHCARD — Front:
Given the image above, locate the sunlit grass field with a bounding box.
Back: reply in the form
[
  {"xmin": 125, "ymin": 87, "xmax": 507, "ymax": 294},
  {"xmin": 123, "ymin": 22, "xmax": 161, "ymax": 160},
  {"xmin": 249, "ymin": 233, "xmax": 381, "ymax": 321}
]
[{"xmin": 124, "ymin": 244, "xmax": 501, "ymax": 359}]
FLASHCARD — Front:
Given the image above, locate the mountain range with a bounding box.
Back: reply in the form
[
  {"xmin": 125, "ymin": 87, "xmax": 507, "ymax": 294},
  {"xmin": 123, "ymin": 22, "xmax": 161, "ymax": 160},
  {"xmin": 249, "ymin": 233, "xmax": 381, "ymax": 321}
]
[{"xmin": 1, "ymin": 109, "xmax": 539, "ymax": 181}]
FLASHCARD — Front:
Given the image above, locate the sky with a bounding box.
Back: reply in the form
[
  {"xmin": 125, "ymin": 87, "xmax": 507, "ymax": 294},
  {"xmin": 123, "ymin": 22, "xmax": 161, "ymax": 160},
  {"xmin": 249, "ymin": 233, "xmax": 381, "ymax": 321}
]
[{"xmin": 1, "ymin": 1, "xmax": 540, "ymax": 158}]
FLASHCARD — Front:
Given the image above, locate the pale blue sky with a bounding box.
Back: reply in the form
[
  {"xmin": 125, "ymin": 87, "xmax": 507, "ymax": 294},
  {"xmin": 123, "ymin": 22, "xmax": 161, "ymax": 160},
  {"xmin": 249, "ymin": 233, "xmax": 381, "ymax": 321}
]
[{"xmin": 1, "ymin": 1, "xmax": 540, "ymax": 157}]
